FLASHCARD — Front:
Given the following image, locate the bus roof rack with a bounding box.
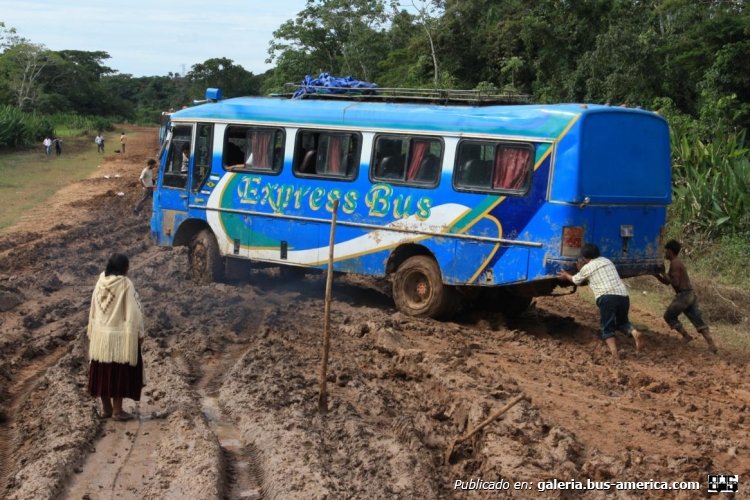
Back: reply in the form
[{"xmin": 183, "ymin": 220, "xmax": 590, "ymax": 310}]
[{"xmin": 276, "ymin": 84, "xmax": 532, "ymax": 105}]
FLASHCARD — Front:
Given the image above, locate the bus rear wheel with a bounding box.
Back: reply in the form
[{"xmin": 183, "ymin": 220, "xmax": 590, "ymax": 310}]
[
  {"xmin": 392, "ymin": 256, "xmax": 455, "ymax": 319},
  {"xmin": 189, "ymin": 229, "xmax": 224, "ymax": 284}
]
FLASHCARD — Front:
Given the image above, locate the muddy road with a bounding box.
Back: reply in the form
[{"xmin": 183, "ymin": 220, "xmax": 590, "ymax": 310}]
[{"xmin": 0, "ymin": 131, "xmax": 748, "ymax": 499}]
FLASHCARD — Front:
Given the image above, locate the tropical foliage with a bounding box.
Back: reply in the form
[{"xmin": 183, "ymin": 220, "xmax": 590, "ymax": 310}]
[{"xmin": 0, "ymin": 105, "xmax": 53, "ymax": 148}]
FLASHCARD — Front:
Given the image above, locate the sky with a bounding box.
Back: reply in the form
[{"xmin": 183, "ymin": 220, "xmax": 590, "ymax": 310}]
[{"xmin": 0, "ymin": 0, "xmax": 309, "ymax": 77}]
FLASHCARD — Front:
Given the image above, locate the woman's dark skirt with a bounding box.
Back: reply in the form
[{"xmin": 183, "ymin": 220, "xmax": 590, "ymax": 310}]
[{"xmin": 88, "ymin": 347, "xmax": 144, "ymax": 400}]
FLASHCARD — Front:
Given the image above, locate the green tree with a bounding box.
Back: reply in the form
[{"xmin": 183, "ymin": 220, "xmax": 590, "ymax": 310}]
[
  {"xmin": 187, "ymin": 57, "xmax": 260, "ymax": 98},
  {"xmin": 407, "ymin": 0, "xmax": 444, "ymax": 87},
  {"xmin": 375, "ymin": 8, "xmax": 426, "ymax": 87},
  {"xmin": 0, "ymin": 21, "xmax": 23, "ymax": 50},
  {"xmin": 266, "ymin": 0, "xmax": 388, "ymax": 91},
  {"xmin": 500, "ymin": 56, "xmax": 523, "ymax": 92},
  {"xmin": 655, "ymin": 0, "xmax": 749, "ymax": 116},
  {"xmin": 1, "ymin": 41, "xmax": 51, "ymax": 110},
  {"xmin": 573, "ymin": 7, "xmax": 661, "ymax": 105},
  {"xmin": 697, "ymin": 39, "xmax": 750, "ymax": 131},
  {"xmin": 38, "ymin": 50, "xmax": 115, "ymax": 114}
]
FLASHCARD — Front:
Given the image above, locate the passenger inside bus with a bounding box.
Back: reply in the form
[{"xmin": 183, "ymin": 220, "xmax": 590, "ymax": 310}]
[
  {"xmin": 457, "ymin": 143, "xmax": 489, "ymax": 187},
  {"xmin": 375, "ymin": 139, "xmax": 405, "ymax": 180},
  {"xmin": 300, "ymin": 149, "xmax": 317, "ymax": 174},
  {"xmin": 463, "ymin": 158, "xmax": 493, "ymax": 187},
  {"xmin": 296, "ymin": 131, "xmax": 320, "ymax": 175},
  {"xmin": 162, "ymin": 137, "xmax": 192, "ymax": 189},
  {"xmin": 414, "ymin": 153, "xmax": 440, "ymax": 183},
  {"xmin": 405, "ymin": 139, "xmax": 441, "ymax": 184},
  {"xmin": 224, "ymin": 142, "xmax": 245, "ymax": 169}
]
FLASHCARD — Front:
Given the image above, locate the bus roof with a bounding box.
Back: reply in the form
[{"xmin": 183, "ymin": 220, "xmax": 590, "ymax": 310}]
[{"xmin": 170, "ymin": 96, "xmax": 664, "ymax": 140}]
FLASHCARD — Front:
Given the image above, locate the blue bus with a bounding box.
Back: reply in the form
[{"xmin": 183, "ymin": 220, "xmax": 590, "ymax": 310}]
[{"xmin": 151, "ymin": 89, "xmax": 671, "ymax": 318}]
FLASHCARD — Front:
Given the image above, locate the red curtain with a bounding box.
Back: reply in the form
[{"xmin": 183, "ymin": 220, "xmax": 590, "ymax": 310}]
[
  {"xmin": 493, "ymin": 147, "xmax": 529, "ymax": 190},
  {"xmin": 252, "ymin": 131, "xmax": 272, "ymax": 169},
  {"xmin": 328, "ymin": 135, "xmax": 343, "ymax": 174},
  {"xmin": 406, "ymin": 141, "xmax": 428, "ymax": 181}
]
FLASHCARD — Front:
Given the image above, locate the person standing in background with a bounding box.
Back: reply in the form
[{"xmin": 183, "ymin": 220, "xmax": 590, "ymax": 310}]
[
  {"xmin": 133, "ymin": 159, "xmax": 157, "ymax": 215},
  {"xmin": 180, "ymin": 144, "xmax": 190, "ymax": 173},
  {"xmin": 43, "ymin": 136, "xmax": 52, "ymax": 157},
  {"xmin": 120, "ymin": 132, "xmax": 127, "ymax": 154},
  {"xmin": 95, "ymin": 133, "xmax": 105, "ymax": 153}
]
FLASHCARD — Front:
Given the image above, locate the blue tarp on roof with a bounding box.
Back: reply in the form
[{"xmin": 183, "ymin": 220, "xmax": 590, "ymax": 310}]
[{"xmin": 293, "ymin": 72, "xmax": 378, "ymax": 99}]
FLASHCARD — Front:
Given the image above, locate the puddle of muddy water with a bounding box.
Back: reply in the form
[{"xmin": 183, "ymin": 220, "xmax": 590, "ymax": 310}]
[{"xmin": 201, "ymin": 395, "xmax": 262, "ymax": 500}]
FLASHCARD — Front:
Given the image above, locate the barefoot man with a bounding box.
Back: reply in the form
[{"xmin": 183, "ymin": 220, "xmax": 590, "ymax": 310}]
[
  {"xmin": 653, "ymin": 239, "xmax": 717, "ymax": 353},
  {"xmin": 558, "ymin": 243, "xmax": 644, "ymax": 360}
]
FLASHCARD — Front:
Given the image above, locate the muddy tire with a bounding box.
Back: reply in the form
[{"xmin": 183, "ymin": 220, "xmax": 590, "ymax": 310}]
[
  {"xmin": 189, "ymin": 229, "xmax": 224, "ymax": 284},
  {"xmin": 392, "ymin": 256, "xmax": 455, "ymax": 319}
]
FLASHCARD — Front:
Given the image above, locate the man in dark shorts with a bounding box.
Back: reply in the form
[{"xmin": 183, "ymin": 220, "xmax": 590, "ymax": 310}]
[
  {"xmin": 559, "ymin": 243, "xmax": 644, "ymax": 360},
  {"xmin": 654, "ymin": 240, "xmax": 717, "ymax": 353}
]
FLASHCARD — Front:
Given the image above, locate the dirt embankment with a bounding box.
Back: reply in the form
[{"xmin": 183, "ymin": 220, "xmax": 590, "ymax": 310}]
[{"xmin": 0, "ymin": 130, "xmax": 748, "ymax": 499}]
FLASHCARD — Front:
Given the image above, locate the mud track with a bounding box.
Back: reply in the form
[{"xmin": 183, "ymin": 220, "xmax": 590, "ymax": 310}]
[{"xmin": 0, "ymin": 130, "xmax": 748, "ymax": 499}]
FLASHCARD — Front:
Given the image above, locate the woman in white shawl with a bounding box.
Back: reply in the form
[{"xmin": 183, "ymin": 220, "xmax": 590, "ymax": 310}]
[{"xmin": 87, "ymin": 253, "xmax": 145, "ymax": 421}]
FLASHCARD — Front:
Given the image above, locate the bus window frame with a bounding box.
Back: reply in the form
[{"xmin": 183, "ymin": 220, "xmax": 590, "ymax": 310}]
[
  {"xmin": 222, "ymin": 125, "xmax": 286, "ymax": 176},
  {"xmin": 292, "ymin": 128, "xmax": 362, "ymax": 182},
  {"xmin": 161, "ymin": 124, "xmax": 193, "ymax": 191},
  {"xmin": 452, "ymin": 139, "xmax": 534, "ymax": 196},
  {"xmin": 157, "ymin": 125, "xmax": 171, "ymax": 163},
  {"xmin": 192, "ymin": 123, "xmax": 214, "ymax": 192},
  {"xmin": 369, "ymin": 134, "xmax": 444, "ymax": 189}
]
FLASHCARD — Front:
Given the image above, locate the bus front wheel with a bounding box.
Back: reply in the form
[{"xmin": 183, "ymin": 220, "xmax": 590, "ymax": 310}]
[
  {"xmin": 189, "ymin": 229, "xmax": 224, "ymax": 284},
  {"xmin": 392, "ymin": 256, "xmax": 454, "ymax": 319}
]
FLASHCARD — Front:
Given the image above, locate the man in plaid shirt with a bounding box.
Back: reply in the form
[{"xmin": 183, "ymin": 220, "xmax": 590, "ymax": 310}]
[{"xmin": 559, "ymin": 243, "xmax": 644, "ymax": 360}]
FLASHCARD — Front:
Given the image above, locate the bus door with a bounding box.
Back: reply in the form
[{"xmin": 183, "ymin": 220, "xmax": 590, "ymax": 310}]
[
  {"xmin": 190, "ymin": 123, "xmax": 213, "ymax": 199},
  {"xmin": 156, "ymin": 124, "xmax": 193, "ymax": 242}
]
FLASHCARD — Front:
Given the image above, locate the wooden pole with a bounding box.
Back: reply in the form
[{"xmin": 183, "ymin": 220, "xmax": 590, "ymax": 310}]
[{"xmin": 318, "ymin": 199, "xmax": 339, "ymax": 414}]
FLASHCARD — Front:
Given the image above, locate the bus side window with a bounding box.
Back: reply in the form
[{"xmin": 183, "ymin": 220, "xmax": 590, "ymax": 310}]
[
  {"xmin": 372, "ymin": 135, "xmax": 441, "ymax": 186},
  {"xmin": 294, "ymin": 131, "xmax": 359, "ymax": 180},
  {"xmin": 224, "ymin": 126, "xmax": 284, "ymax": 173},
  {"xmin": 454, "ymin": 140, "xmax": 532, "ymax": 194},
  {"xmin": 163, "ymin": 125, "xmax": 192, "ymax": 189}
]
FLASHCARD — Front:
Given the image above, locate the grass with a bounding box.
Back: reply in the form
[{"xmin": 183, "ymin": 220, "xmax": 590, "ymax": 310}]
[
  {"xmin": 0, "ymin": 130, "xmax": 122, "ymax": 230},
  {"xmin": 689, "ymin": 234, "xmax": 750, "ymax": 289}
]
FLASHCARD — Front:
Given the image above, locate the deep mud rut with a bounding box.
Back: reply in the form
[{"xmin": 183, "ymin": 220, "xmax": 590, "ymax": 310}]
[{"xmin": 0, "ymin": 130, "xmax": 748, "ymax": 499}]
